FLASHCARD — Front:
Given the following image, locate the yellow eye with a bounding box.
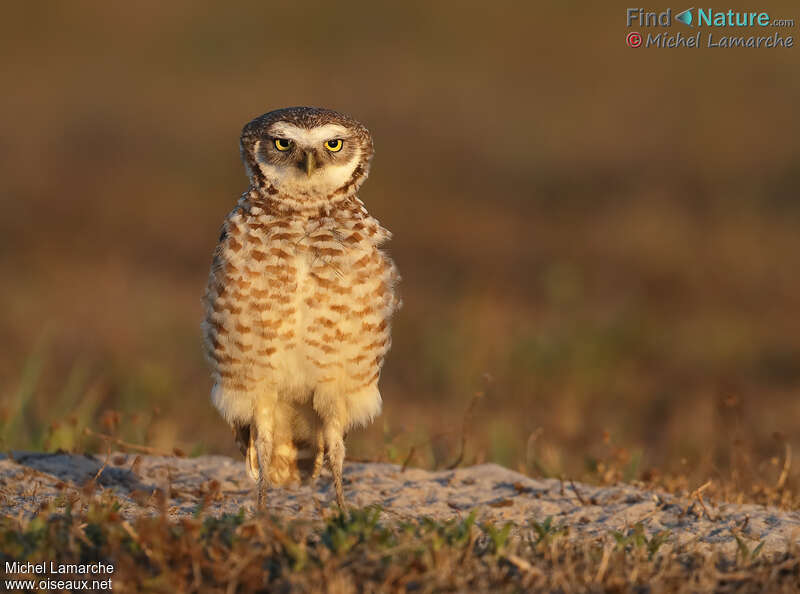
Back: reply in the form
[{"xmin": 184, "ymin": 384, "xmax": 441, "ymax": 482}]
[
  {"xmin": 274, "ymin": 138, "xmax": 292, "ymax": 151},
  {"xmin": 325, "ymin": 139, "xmax": 343, "ymax": 152}
]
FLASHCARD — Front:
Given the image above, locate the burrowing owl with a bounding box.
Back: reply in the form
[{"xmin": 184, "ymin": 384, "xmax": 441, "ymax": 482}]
[{"xmin": 202, "ymin": 107, "xmax": 399, "ymax": 508}]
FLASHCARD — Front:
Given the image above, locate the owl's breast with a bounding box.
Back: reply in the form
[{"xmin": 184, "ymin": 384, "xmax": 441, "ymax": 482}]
[
  {"xmin": 204, "ymin": 206, "xmax": 398, "ymax": 400},
  {"xmin": 298, "ymin": 220, "xmax": 397, "ymax": 397}
]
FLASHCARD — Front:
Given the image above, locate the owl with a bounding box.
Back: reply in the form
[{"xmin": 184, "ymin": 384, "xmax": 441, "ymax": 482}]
[{"xmin": 202, "ymin": 107, "xmax": 400, "ymax": 509}]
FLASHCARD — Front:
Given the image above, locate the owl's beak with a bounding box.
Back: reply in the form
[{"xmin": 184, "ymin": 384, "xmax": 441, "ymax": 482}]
[{"xmin": 301, "ymin": 151, "xmax": 317, "ymax": 177}]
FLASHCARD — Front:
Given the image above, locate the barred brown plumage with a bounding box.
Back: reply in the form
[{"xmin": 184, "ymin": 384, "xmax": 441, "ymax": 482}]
[{"xmin": 202, "ymin": 107, "xmax": 400, "ymax": 508}]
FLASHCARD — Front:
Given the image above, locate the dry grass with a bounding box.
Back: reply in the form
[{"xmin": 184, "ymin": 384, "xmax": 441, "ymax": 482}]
[{"xmin": 2, "ymin": 494, "xmax": 799, "ymax": 593}]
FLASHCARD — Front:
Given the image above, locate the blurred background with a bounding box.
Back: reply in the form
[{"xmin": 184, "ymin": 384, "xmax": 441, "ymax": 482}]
[{"xmin": 1, "ymin": 2, "xmax": 799, "ymax": 500}]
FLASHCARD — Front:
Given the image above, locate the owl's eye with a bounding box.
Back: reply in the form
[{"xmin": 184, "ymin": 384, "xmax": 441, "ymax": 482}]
[
  {"xmin": 274, "ymin": 138, "xmax": 292, "ymax": 151},
  {"xmin": 325, "ymin": 139, "xmax": 343, "ymax": 152}
]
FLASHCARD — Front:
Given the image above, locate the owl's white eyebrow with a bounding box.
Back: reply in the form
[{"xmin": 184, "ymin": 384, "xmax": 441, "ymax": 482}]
[{"xmin": 269, "ymin": 123, "xmax": 349, "ymax": 146}]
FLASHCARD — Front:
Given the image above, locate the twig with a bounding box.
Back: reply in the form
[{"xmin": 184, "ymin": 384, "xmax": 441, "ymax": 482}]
[
  {"xmin": 91, "ymin": 444, "xmax": 112, "ymax": 484},
  {"xmin": 83, "ymin": 439, "xmax": 113, "ymax": 495},
  {"xmin": 83, "ymin": 428, "xmax": 173, "ymax": 456},
  {"xmin": 594, "ymin": 545, "xmax": 612, "ymax": 583},
  {"xmin": 690, "ymin": 480, "xmax": 717, "ymax": 521},
  {"xmin": 739, "ymin": 515, "xmax": 750, "ymax": 532},
  {"xmin": 504, "ymin": 553, "xmax": 543, "ymax": 578},
  {"xmin": 401, "ymin": 446, "xmax": 416, "ymax": 472},
  {"xmin": 777, "ymin": 443, "xmax": 792, "ymax": 490},
  {"xmin": 689, "ymin": 480, "xmax": 712, "ymax": 499},
  {"xmin": 447, "ymin": 391, "xmax": 484, "ymax": 470},
  {"xmin": 570, "ymin": 479, "xmax": 588, "ymax": 505}
]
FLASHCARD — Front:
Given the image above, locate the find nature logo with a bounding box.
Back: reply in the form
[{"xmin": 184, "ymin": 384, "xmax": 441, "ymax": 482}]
[{"xmin": 625, "ymin": 8, "xmax": 795, "ymax": 49}]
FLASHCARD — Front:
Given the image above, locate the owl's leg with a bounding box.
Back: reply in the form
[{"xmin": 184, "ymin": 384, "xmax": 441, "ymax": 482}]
[
  {"xmin": 234, "ymin": 423, "xmax": 261, "ymax": 481},
  {"xmin": 323, "ymin": 421, "xmax": 346, "ymax": 509},
  {"xmin": 246, "ymin": 428, "xmax": 259, "ymax": 481},
  {"xmin": 310, "ymin": 426, "xmax": 325, "ymax": 480},
  {"xmin": 253, "ymin": 402, "xmax": 275, "ymax": 509}
]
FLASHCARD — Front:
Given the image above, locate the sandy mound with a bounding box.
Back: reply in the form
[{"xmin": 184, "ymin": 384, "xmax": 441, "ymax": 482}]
[{"xmin": 2, "ymin": 451, "xmax": 798, "ymax": 557}]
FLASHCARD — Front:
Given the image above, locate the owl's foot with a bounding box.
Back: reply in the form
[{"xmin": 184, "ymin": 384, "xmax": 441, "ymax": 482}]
[
  {"xmin": 246, "ymin": 430, "xmax": 259, "ymax": 482},
  {"xmin": 257, "ymin": 475, "xmax": 269, "ymax": 509},
  {"xmin": 333, "ymin": 473, "xmax": 345, "ymax": 510},
  {"xmin": 323, "ymin": 424, "xmax": 346, "ymax": 509},
  {"xmin": 311, "ymin": 429, "xmax": 325, "ymax": 480},
  {"xmin": 253, "ymin": 411, "xmax": 274, "ymax": 510}
]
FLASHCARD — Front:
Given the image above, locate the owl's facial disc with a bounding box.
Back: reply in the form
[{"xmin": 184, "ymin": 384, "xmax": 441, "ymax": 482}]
[{"xmin": 253, "ymin": 122, "xmax": 361, "ymax": 197}]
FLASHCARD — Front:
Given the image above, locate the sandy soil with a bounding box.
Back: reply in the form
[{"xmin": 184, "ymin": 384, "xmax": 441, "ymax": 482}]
[{"xmin": 2, "ymin": 451, "xmax": 798, "ymax": 557}]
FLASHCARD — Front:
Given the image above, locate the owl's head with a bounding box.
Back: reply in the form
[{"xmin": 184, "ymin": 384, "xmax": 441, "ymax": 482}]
[{"xmin": 240, "ymin": 107, "xmax": 373, "ymax": 209}]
